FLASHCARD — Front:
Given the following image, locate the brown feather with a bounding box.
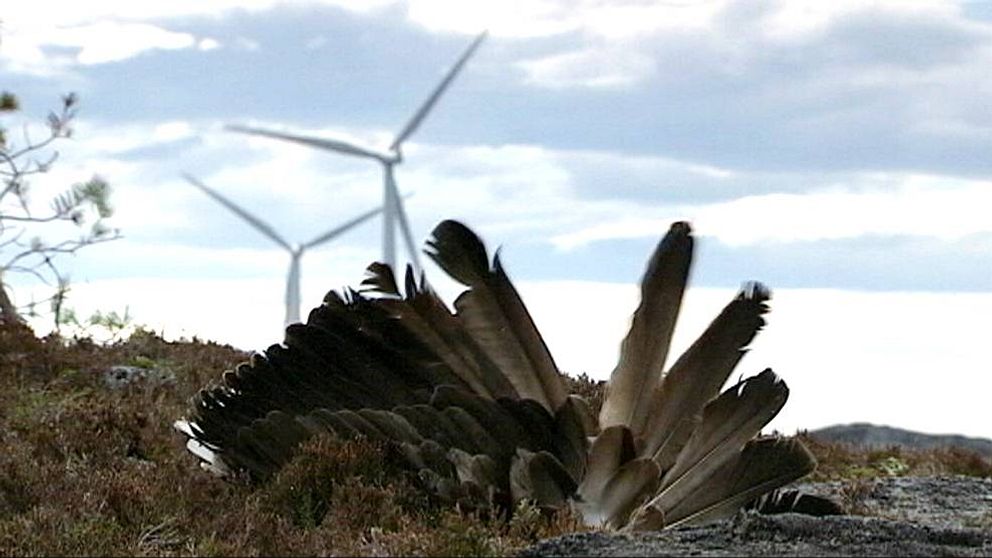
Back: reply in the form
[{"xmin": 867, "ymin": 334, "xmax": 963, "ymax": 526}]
[
  {"xmin": 575, "ymin": 425, "xmax": 637, "ymax": 524},
  {"xmin": 599, "ymin": 222, "xmax": 693, "ymax": 433},
  {"xmin": 643, "ymin": 369, "xmax": 789, "ymax": 522},
  {"xmin": 649, "ymin": 436, "xmax": 816, "ymax": 529},
  {"xmin": 642, "ymin": 282, "xmax": 771, "ymax": 469},
  {"xmin": 425, "ymin": 220, "xmax": 566, "ymax": 412},
  {"xmin": 509, "ymin": 448, "xmax": 577, "ymax": 508}
]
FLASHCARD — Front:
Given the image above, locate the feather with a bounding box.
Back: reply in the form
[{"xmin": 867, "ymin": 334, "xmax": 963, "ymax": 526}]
[
  {"xmin": 425, "ymin": 220, "xmax": 567, "ymax": 412},
  {"xmin": 356, "ymin": 409, "xmax": 423, "ymax": 444},
  {"xmin": 509, "ymin": 448, "xmax": 577, "ymax": 508},
  {"xmin": 575, "ymin": 425, "xmax": 637, "ymax": 524},
  {"xmin": 653, "ymin": 436, "xmax": 817, "ymax": 529},
  {"xmin": 642, "ymin": 282, "xmax": 772, "ymax": 469},
  {"xmin": 442, "ymin": 406, "xmax": 503, "ymax": 458},
  {"xmin": 363, "ymin": 263, "xmax": 518, "ymax": 400},
  {"xmin": 392, "ymin": 404, "xmax": 462, "ymax": 449},
  {"xmin": 431, "ymin": 386, "xmax": 532, "ymax": 461},
  {"xmin": 599, "ymin": 222, "xmax": 693, "ymax": 433},
  {"xmin": 597, "ymin": 458, "xmax": 661, "ymax": 529},
  {"xmin": 447, "ymin": 448, "xmax": 501, "ymax": 496},
  {"xmin": 554, "ymin": 396, "xmax": 593, "ymax": 481},
  {"xmin": 177, "ymin": 218, "xmax": 832, "ymax": 531},
  {"xmin": 360, "ymin": 262, "xmax": 401, "ymax": 297},
  {"xmin": 635, "ymin": 369, "xmax": 789, "ymax": 526},
  {"xmin": 747, "ymin": 488, "xmax": 846, "ymax": 517}
]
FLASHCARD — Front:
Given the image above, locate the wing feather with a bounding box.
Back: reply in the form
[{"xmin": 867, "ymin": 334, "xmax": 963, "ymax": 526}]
[
  {"xmin": 599, "ymin": 222, "xmax": 693, "ymax": 433},
  {"xmin": 425, "ymin": 220, "xmax": 566, "ymax": 411},
  {"xmin": 642, "ymin": 283, "xmax": 771, "ymax": 469}
]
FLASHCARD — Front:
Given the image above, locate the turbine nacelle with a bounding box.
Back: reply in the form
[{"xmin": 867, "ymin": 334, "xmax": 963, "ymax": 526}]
[
  {"xmin": 184, "ymin": 174, "xmax": 385, "ymax": 328},
  {"xmin": 224, "ymin": 30, "xmax": 487, "ymax": 276}
]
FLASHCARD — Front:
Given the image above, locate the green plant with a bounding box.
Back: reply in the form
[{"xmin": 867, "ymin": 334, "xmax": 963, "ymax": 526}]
[{"xmin": 56, "ymin": 305, "xmax": 135, "ymax": 345}]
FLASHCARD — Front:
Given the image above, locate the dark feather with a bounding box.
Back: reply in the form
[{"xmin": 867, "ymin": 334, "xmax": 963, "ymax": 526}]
[
  {"xmin": 599, "ymin": 222, "xmax": 692, "ymax": 433},
  {"xmin": 425, "ymin": 220, "xmax": 567, "ymax": 412},
  {"xmin": 632, "ymin": 370, "xmax": 790, "ymax": 528},
  {"xmin": 642, "ymin": 283, "xmax": 772, "ymax": 469},
  {"xmin": 659, "ymin": 436, "xmax": 818, "ymax": 529}
]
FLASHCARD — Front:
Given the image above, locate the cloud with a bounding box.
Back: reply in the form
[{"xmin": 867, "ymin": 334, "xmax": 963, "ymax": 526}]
[
  {"xmin": 13, "ymin": 113, "xmax": 988, "ymax": 293},
  {"xmin": 516, "ymin": 46, "xmax": 656, "ymax": 89},
  {"xmin": 405, "ymin": 0, "xmax": 728, "ymax": 39},
  {"xmin": 198, "ymin": 38, "xmax": 221, "ymax": 51},
  {"xmin": 0, "ymin": 21, "xmax": 213, "ymax": 74},
  {"xmin": 551, "ymin": 175, "xmax": 992, "ymax": 249},
  {"xmin": 60, "ymin": 22, "xmax": 197, "ymax": 65}
]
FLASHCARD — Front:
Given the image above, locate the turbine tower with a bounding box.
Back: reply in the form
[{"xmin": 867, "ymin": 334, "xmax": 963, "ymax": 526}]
[
  {"xmin": 183, "ymin": 174, "xmax": 385, "ymax": 326},
  {"xmin": 226, "ymin": 31, "xmax": 487, "ymax": 275}
]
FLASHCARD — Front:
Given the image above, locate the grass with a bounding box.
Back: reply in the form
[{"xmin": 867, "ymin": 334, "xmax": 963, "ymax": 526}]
[{"xmin": 0, "ymin": 318, "xmax": 988, "ymax": 555}]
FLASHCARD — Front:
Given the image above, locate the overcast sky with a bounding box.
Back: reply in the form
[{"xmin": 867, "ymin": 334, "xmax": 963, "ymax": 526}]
[{"xmin": 3, "ymin": 0, "xmax": 990, "ymax": 438}]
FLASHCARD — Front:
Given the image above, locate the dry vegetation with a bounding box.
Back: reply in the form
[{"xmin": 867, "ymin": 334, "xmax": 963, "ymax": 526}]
[{"xmin": 0, "ymin": 319, "xmax": 988, "ymax": 556}]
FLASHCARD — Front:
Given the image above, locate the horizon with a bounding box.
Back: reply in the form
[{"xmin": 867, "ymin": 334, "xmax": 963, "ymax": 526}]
[{"xmin": 3, "ymin": 0, "xmax": 990, "ymax": 439}]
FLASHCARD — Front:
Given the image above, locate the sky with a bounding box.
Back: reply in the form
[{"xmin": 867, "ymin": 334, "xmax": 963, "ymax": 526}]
[{"xmin": 2, "ymin": 0, "xmax": 991, "ymax": 438}]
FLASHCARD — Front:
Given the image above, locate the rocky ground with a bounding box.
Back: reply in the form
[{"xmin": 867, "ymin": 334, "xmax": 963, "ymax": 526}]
[{"xmin": 520, "ymin": 476, "xmax": 992, "ymax": 557}]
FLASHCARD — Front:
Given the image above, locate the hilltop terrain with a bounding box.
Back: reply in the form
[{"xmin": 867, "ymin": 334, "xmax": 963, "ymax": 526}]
[
  {"xmin": 809, "ymin": 423, "xmax": 992, "ymax": 457},
  {"xmin": 0, "ymin": 320, "xmax": 989, "ymax": 555}
]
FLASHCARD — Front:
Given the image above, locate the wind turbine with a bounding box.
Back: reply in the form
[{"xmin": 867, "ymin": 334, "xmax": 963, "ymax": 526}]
[
  {"xmin": 183, "ymin": 173, "xmax": 386, "ymax": 326},
  {"xmin": 226, "ymin": 31, "xmax": 487, "ymax": 276}
]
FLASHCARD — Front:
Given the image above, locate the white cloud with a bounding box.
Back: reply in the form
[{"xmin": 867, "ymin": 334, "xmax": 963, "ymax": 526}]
[
  {"xmin": 1, "ymin": 21, "xmax": 203, "ymax": 73},
  {"xmin": 198, "ymin": 38, "xmax": 221, "ymax": 51},
  {"xmin": 551, "ymin": 176, "xmax": 992, "ymax": 249},
  {"xmin": 758, "ymin": 0, "xmax": 959, "ymax": 41},
  {"xmin": 517, "ymin": 46, "xmax": 656, "ymax": 89},
  {"xmin": 3, "ymin": 1, "xmax": 291, "ymax": 27},
  {"xmin": 695, "ymin": 181, "xmax": 992, "ymax": 246},
  {"xmin": 405, "ymin": 0, "xmax": 728, "ymax": 39},
  {"xmin": 405, "ymin": 0, "xmax": 577, "ymax": 38},
  {"xmin": 64, "ymin": 22, "xmax": 196, "ymax": 64}
]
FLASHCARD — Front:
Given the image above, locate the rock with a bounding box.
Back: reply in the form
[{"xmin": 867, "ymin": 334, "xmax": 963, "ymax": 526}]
[
  {"xmin": 520, "ymin": 476, "xmax": 992, "ymax": 557},
  {"xmin": 104, "ymin": 365, "xmax": 175, "ymax": 389}
]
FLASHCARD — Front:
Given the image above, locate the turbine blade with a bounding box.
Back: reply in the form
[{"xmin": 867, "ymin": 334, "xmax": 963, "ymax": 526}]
[
  {"xmin": 226, "ymin": 124, "xmax": 385, "ymax": 161},
  {"xmin": 387, "ymin": 169, "xmax": 423, "ymax": 274},
  {"xmin": 390, "ymin": 31, "xmax": 487, "ymax": 149},
  {"xmin": 183, "ymin": 173, "xmax": 293, "ymax": 251},
  {"xmin": 302, "ymin": 203, "xmax": 386, "ymax": 249},
  {"xmin": 286, "ymin": 253, "xmax": 301, "ymax": 326}
]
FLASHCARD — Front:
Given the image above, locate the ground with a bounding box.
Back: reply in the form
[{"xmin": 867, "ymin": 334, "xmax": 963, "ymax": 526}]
[{"xmin": 0, "ymin": 319, "xmax": 989, "ymax": 556}]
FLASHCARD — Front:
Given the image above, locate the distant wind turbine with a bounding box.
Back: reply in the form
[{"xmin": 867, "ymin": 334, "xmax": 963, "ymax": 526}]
[
  {"xmin": 226, "ymin": 31, "xmax": 487, "ymax": 275},
  {"xmin": 183, "ymin": 173, "xmax": 386, "ymax": 326}
]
